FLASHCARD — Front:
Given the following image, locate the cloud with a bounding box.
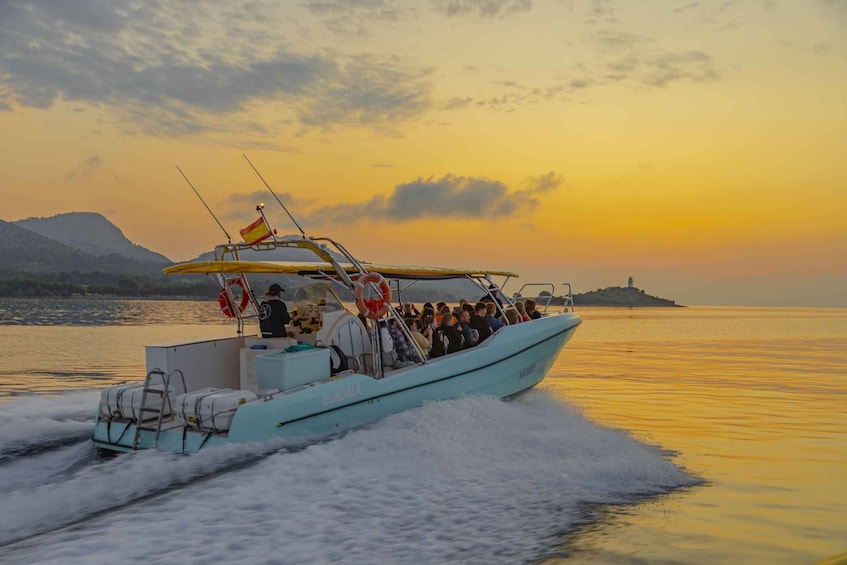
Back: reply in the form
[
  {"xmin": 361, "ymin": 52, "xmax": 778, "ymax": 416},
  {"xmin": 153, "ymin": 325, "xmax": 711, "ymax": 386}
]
[
  {"xmin": 67, "ymin": 156, "xmax": 103, "ymax": 180},
  {"xmin": 639, "ymin": 51, "xmax": 720, "ymax": 87},
  {"xmin": 303, "ymin": 0, "xmax": 410, "ymax": 37},
  {"xmin": 431, "ymin": 0, "xmax": 533, "ymax": 18},
  {"xmin": 0, "ymin": 1, "xmax": 432, "ymax": 139},
  {"xmin": 297, "ymin": 171, "xmax": 564, "ymax": 226}
]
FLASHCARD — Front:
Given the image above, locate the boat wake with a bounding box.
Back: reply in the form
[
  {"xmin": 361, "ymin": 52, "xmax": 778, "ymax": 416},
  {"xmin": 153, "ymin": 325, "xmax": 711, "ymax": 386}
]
[
  {"xmin": 0, "ymin": 391, "xmax": 99, "ymax": 463},
  {"xmin": 0, "ymin": 438, "xmax": 289, "ymax": 548},
  {"xmin": 0, "ymin": 390, "xmax": 700, "ymax": 563}
]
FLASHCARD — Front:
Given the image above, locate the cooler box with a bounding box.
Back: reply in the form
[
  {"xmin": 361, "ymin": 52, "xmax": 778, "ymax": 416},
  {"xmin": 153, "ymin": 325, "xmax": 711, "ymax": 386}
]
[
  {"xmin": 255, "ymin": 348, "xmax": 331, "ymax": 392},
  {"xmin": 240, "ymin": 336, "xmax": 298, "ymax": 392},
  {"xmin": 99, "ymin": 382, "xmax": 174, "ymax": 420},
  {"xmin": 175, "ymin": 388, "xmax": 257, "ymax": 432}
]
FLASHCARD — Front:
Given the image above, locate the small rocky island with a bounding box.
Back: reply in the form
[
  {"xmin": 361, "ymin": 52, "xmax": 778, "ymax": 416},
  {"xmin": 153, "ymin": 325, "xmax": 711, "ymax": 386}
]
[{"xmin": 572, "ymin": 286, "xmax": 681, "ymax": 307}]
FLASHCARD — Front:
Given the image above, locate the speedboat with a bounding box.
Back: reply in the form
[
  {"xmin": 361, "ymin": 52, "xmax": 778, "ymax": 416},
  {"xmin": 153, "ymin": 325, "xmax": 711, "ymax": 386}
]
[{"xmin": 92, "ymin": 230, "xmax": 581, "ymax": 453}]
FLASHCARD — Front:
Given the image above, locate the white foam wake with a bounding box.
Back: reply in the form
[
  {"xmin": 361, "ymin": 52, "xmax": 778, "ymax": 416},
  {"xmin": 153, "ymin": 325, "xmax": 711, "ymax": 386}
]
[
  {"xmin": 0, "ymin": 439, "xmax": 287, "ymax": 547},
  {"xmin": 0, "ymin": 391, "xmax": 100, "ymax": 461},
  {"xmin": 0, "ymin": 392, "xmax": 698, "ymax": 564}
]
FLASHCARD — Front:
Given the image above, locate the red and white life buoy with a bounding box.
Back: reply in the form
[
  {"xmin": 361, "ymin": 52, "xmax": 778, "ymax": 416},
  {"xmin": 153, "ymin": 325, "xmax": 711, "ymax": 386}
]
[
  {"xmin": 218, "ymin": 278, "xmax": 250, "ymax": 318},
  {"xmin": 353, "ymin": 272, "xmax": 391, "ymax": 319}
]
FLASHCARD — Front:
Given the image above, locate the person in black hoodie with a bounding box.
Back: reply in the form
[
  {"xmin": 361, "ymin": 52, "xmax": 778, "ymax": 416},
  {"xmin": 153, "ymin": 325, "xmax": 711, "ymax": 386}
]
[
  {"xmin": 259, "ymin": 283, "xmax": 291, "ymax": 337},
  {"xmin": 430, "ymin": 311, "xmax": 463, "ymax": 358},
  {"xmin": 468, "ymin": 302, "xmax": 493, "ymax": 345}
]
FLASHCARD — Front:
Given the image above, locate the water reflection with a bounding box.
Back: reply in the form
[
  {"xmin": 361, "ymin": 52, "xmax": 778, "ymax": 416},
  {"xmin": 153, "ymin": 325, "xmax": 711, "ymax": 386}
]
[{"xmin": 0, "ymin": 298, "xmax": 230, "ymax": 326}]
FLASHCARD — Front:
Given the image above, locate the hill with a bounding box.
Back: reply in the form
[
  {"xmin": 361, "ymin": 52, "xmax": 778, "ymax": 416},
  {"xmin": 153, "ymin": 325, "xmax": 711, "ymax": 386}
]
[
  {"xmin": 0, "ymin": 219, "xmax": 168, "ymax": 276},
  {"xmin": 14, "ymin": 212, "xmax": 170, "ymax": 263},
  {"xmin": 572, "ymin": 286, "xmax": 680, "ymax": 307}
]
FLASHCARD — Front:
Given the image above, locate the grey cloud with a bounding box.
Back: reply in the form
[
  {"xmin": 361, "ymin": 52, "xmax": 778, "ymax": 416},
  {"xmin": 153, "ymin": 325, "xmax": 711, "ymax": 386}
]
[
  {"xmin": 68, "ymin": 156, "xmax": 103, "ymax": 179},
  {"xmin": 302, "ymin": 172, "xmax": 563, "ymax": 225},
  {"xmin": 444, "ymin": 22, "xmax": 719, "ymax": 114},
  {"xmin": 641, "ymin": 51, "xmax": 719, "ymax": 87},
  {"xmin": 442, "ymin": 96, "xmax": 475, "ymax": 110},
  {"xmin": 591, "ymin": 29, "xmax": 645, "ymax": 52},
  {"xmin": 432, "ymin": 0, "xmax": 533, "ymax": 18},
  {"xmin": 304, "ymin": 0, "xmax": 410, "ymax": 37},
  {"xmin": 295, "ymin": 55, "xmax": 432, "ymax": 129},
  {"xmin": 0, "ymin": 1, "xmax": 432, "ymax": 138}
]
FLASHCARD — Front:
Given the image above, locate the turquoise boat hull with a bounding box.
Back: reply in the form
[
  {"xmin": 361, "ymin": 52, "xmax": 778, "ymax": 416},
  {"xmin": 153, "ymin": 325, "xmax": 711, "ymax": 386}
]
[{"xmin": 93, "ymin": 313, "xmax": 581, "ymax": 453}]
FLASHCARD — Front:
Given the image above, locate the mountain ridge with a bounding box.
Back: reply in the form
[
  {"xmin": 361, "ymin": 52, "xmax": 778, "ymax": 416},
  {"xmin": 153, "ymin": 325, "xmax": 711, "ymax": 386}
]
[{"xmin": 14, "ymin": 212, "xmax": 171, "ymax": 263}]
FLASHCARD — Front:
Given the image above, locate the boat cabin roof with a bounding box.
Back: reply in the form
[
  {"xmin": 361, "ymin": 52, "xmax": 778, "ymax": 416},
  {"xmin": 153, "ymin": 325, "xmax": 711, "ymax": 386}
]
[{"xmin": 163, "ymin": 260, "xmax": 518, "ymax": 280}]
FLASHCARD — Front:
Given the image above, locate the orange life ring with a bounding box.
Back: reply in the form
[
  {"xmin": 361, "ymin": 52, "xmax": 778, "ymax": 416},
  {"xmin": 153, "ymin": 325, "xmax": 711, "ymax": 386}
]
[
  {"xmin": 218, "ymin": 278, "xmax": 249, "ymax": 318},
  {"xmin": 353, "ymin": 272, "xmax": 391, "ymax": 319}
]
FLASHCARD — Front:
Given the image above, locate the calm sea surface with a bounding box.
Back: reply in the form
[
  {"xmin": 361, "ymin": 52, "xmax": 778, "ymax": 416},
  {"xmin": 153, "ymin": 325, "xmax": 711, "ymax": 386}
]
[{"xmin": 0, "ymin": 299, "xmax": 844, "ymax": 564}]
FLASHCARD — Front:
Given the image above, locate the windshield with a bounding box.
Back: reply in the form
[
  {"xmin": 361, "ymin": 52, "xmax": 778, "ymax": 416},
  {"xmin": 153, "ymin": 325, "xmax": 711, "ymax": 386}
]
[{"xmin": 290, "ymin": 282, "xmax": 344, "ymax": 314}]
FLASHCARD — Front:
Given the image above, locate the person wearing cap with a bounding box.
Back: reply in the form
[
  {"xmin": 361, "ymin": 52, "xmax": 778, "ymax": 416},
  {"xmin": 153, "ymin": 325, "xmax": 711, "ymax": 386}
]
[
  {"xmin": 259, "ymin": 283, "xmax": 291, "ymax": 338},
  {"xmin": 480, "ymin": 283, "xmax": 503, "ymax": 306}
]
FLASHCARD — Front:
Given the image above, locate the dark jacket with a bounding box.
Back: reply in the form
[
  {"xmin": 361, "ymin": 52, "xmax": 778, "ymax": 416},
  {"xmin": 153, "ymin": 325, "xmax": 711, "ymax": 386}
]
[
  {"xmin": 430, "ymin": 325, "xmax": 463, "ymax": 358},
  {"xmin": 457, "ymin": 321, "xmax": 478, "ymax": 349},
  {"xmin": 469, "ymin": 314, "xmax": 492, "ymax": 344},
  {"xmin": 259, "ymin": 296, "xmax": 290, "ymax": 337}
]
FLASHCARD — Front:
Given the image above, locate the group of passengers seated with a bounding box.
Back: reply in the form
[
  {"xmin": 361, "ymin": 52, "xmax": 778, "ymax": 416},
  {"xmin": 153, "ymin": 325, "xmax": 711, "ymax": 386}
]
[
  {"xmin": 388, "ymin": 293, "xmax": 540, "ymax": 361},
  {"xmin": 371, "ymin": 286, "xmax": 545, "ymax": 368}
]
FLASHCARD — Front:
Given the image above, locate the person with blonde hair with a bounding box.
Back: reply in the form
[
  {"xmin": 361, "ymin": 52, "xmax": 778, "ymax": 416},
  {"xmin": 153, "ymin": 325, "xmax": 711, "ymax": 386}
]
[{"xmin": 515, "ymin": 301, "xmax": 530, "ymax": 322}]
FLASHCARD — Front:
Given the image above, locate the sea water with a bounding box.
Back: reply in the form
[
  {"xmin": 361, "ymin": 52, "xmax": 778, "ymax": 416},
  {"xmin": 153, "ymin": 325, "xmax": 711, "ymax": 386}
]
[{"xmin": 0, "ymin": 299, "xmax": 844, "ymax": 564}]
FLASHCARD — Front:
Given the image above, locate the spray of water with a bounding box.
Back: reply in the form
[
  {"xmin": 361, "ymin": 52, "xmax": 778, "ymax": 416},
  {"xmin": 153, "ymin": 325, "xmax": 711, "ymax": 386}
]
[{"xmin": 0, "ymin": 391, "xmax": 698, "ymax": 564}]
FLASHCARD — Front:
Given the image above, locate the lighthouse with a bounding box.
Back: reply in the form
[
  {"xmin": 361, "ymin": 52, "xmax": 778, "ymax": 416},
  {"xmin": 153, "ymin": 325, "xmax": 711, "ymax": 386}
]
[{"xmin": 627, "ymin": 276, "xmax": 634, "ymax": 289}]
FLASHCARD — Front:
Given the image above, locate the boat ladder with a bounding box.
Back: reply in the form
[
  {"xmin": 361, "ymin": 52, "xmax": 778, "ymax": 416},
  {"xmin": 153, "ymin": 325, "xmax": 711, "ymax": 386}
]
[{"xmin": 131, "ymin": 369, "xmax": 186, "ymax": 450}]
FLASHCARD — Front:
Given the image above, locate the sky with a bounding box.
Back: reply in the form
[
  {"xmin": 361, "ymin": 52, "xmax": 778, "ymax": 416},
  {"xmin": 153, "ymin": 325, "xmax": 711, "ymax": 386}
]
[{"xmin": 1, "ymin": 0, "xmax": 845, "ymax": 307}]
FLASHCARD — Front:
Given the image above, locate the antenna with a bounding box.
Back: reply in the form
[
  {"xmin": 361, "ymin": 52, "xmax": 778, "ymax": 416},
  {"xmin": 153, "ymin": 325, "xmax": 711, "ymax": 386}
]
[
  {"xmin": 176, "ymin": 165, "xmax": 232, "ymax": 243},
  {"xmin": 242, "ymin": 153, "xmax": 306, "ymax": 237}
]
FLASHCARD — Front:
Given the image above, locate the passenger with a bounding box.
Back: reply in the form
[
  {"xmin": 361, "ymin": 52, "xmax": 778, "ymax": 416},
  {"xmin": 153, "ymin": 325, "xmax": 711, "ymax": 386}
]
[
  {"xmin": 420, "ymin": 305, "xmax": 435, "ymax": 322},
  {"xmin": 515, "ymin": 301, "xmax": 530, "ymax": 322},
  {"xmin": 259, "ymin": 283, "xmax": 291, "ymax": 338},
  {"xmin": 407, "ymin": 318, "xmax": 430, "ymax": 358},
  {"xmin": 503, "ymin": 309, "xmax": 520, "ymax": 326},
  {"xmin": 421, "ymin": 314, "xmax": 436, "ymax": 347},
  {"xmin": 430, "ymin": 312, "xmax": 463, "ymax": 358},
  {"xmin": 526, "ymin": 298, "xmax": 542, "ymax": 320},
  {"xmin": 386, "ymin": 318, "xmax": 414, "ymax": 367},
  {"xmin": 435, "ymin": 304, "xmax": 452, "ymax": 326},
  {"xmin": 423, "ymin": 302, "xmax": 434, "ymax": 312},
  {"xmin": 469, "ymin": 302, "xmax": 493, "ymax": 344},
  {"xmin": 480, "ymin": 283, "xmax": 503, "ymax": 306},
  {"xmin": 486, "ymin": 302, "xmax": 504, "ymax": 333},
  {"xmin": 456, "ymin": 309, "xmax": 479, "ymax": 349},
  {"xmin": 402, "ymin": 302, "xmax": 420, "ymax": 320}
]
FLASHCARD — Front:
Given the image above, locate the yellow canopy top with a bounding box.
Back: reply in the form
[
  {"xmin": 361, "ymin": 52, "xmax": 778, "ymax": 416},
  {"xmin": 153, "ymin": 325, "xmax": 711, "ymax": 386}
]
[{"xmin": 163, "ymin": 260, "xmax": 518, "ymax": 280}]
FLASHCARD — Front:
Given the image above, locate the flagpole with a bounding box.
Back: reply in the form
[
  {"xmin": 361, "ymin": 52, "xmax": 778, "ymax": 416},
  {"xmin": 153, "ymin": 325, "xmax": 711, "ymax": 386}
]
[{"xmin": 243, "ymin": 154, "xmax": 306, "ymax": 238}]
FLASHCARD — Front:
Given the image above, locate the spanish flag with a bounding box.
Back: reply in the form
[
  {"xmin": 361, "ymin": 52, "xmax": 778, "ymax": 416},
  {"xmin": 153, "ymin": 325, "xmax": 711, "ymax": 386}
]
[{"xmin": 240, "ymin": 216, "xmax": 272, "ymax": 245}]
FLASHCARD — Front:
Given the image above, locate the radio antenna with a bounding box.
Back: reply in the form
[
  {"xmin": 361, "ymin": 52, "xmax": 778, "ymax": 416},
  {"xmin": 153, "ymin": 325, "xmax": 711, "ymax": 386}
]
[
  {"xmin": 176, "ymin": 165, "xmax": 232, "ymax": 243},
  {"xmin": 243, "ymin": 153, "xmax": 306, "ymax": 237}
]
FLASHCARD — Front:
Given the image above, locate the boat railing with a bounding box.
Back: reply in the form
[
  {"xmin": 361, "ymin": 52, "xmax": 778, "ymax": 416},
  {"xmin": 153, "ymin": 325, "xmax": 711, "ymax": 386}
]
[
  {"xmin": 511, "ymin": 282, "xmax": 575, "ymax": 314},
  {"xmin": 561, "ymin": 283, "xmax": 574, "ymax": 313}
]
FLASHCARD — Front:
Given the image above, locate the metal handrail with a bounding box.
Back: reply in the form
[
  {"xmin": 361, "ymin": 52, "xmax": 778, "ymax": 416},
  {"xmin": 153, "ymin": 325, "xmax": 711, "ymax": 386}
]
[{"xmin": 131, "ymin": 368, "xmax": 187, "ymax": 450}]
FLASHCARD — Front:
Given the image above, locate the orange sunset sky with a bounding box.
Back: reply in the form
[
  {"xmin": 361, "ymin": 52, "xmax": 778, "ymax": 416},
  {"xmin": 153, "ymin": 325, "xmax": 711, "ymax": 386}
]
[{"xmin": 1, "ymin": 1, "xmax": 845, "ymax": 306}]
